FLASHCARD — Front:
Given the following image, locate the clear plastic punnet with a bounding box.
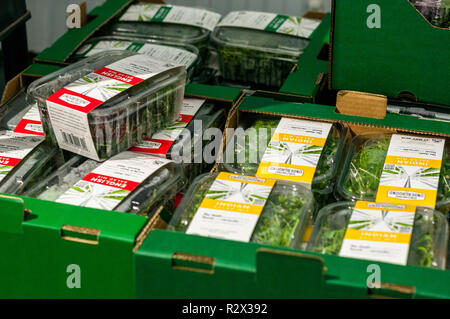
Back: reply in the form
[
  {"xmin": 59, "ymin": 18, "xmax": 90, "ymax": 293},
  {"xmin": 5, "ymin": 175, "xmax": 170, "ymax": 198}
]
[
  {"xmin": 0, "ymin": 90, "xmax": 64, "ymax": 195},
  {"xmin": 168, "ymin": 172, "xmax": 315, "ymax": 249},
  {"xmin": 131, "ymin": 100, "xmax": 227, "ymax": 184},
  {"xmin": 211, "ymin": 11, "xmax": 320, "ymax": 88},
  {"xmin": 70, "ymin": 36, "xmax": 200, "ymax": 78},
  {"xmin": 336, "ymin": 133, "xmax": 449, "ymax": 217},
  {"xmin": 0, "ymin": 88, "xmax": 34, "ymax": 131},
  {"xmin": 307, "ymin": 201, "xmax": 449, "ymax": 269},
  {"xmin": 105, "ymin": 3, "xmax": 222, "ymax": 58},
  {"xmin": 24, "ymin": 152, "xmax": 185, "ymax": 217},
  {"xmin": 221, "ymin": 117, "xmax": 346, "ymax": 210},
  {"xmin": 27, "ymin": 50, "xmax": 186, "ymax": 161},
  {"xmin": 0, "ymin": 132, "xmax": 64, "ymax": 195}
]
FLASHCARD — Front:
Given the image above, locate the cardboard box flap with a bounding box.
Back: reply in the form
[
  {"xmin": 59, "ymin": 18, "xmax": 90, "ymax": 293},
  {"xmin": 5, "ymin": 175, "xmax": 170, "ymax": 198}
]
[
  {"xmin": 35, "ymin": 0, "xmax": 132, "ymax": 64},
  {"xmin": 135, "ymin": 229, "xmax": 450, "ymax": 298},
  {"xmin": 184, "ymin": 83, "xmax": 242, "ymax": 103},
  {"xmin": 279, "ymin": 13, "xmax": 331, "ymax": 100},
  {"xmin": 0, "ymin": 194, "xmax": 147, "ymax": 245},
  {"xmin": 329, "ymin": 0, "xmax": 450, "ymax": 106},
  {"xmin": 239, "ymin": 96, "xmax": 450, "ymax": 137}
]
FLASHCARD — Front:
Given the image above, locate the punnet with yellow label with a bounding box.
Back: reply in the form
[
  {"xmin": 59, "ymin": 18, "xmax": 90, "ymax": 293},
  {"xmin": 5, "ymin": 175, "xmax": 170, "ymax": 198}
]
[
  {"xmin": 221, "ymin": 117, "xmax": 346, "ymax": 212},
  {"xmin": 307, "ymin": 201, "xmax": 448, "ymax": 269},
  {"xmin": 168, "ymin": 172, "xmax": 315, "ymax": 248},
  {"xmin": 336, "ymin": 133, "xmax": 450, "ymax": 217}
]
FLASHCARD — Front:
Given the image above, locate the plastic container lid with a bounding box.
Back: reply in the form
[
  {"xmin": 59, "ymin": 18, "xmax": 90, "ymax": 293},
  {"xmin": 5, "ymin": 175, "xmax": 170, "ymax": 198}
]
[
  {"xmin": 105, "ymin": 4, "xmax": 221, "ymax": 56},
  {"xmin": 221, "ymin": 118, "xmax": 346, "ymax": 197},
  {"xmin": 0, "ymin": 88, "xmax": 31, "ymax": 130},
  {"xmin": 70, "ymin": 36, "xmax": 200, "ymax": 78},
  {"xmin": 336, "ymin": 133, "xmax": 449, "ymax": 215},
  {"xmin": 108, "ymin": 21, "xmax": 209, "ymax": 48},
  {"xmin": 24, "ymin": 154, "xmax": 185, "ymax": 217},
  {"xmin": 307, "ymin": 201, "xmax": 449, "ymax": 269},
  {"xmin": 168, "ymin": 172, "xmax": 315, "ymax": 248},
  {"xmin": 0, "ymin": 137, "xmax": 64, "ymax": 195},
  {"xmin": 27, "ymin": 50, "xmax": 186, "ymax": 161},
  {"xmin": 211, "ymin": 21, "xmax": 309, "ymax": 60}
]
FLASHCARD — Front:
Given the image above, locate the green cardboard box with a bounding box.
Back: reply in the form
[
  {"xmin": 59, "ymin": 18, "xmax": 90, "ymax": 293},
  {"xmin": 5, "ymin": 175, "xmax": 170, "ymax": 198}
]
[
  {"xmin": 329, "ymin": 0, "xmax": 450, "ymax": 106},
  {"xmin": 0, "ymin": 63, "xmax": 242, "ymax": 298},
  {"xmin": 134, "ymin": 95, "xmax": 449, "ymax": 299}
]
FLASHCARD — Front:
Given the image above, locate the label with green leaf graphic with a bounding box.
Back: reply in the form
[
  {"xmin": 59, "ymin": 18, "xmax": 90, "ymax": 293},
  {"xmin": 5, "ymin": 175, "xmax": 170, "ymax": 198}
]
[
  {"xmin": 186, "ymin": 172, "xmax": 276, "ymax": 242},
  {"xmin": 256, "ymin": 118, "xmax": 332, "ymax": 188},
  {"xmin": 0, "ymin": 130, "xmax": 44, "ymax": 182},
  {"xmin": 75, "ymin": 40, "xmax": 197, "ymax": 68},
  {"xmin": 56, "ymin": 151, "xmax": 173, "ymax": 210},
  {"xmin": 119, "ymin": 4, "xmax": 221, "ymax": 31},
  {"xmin": 218, "ymin": 11, "xmax": 321, "ymax": 38},
  {"xmin": 46, "ymin": 54, "xmax": 182, "ymax": 160}
]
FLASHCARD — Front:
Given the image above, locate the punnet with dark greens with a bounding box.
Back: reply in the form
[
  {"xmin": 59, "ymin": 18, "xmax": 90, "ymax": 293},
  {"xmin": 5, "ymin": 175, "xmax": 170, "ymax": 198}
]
[
  {"xmin": 104, "ymin": 3, "xmax": 222, "ymax": 59},
  {"xmin": 169, "ymin": 172, "xmax": 315, "ymax": 248},
  {"xmin": 70, "ymin": 36, "xmax": 200, "ymax": 79},
  {"xmin": 211, "ymin": 11, "xmax": 321, "ymax": 88},
  {"xmin": 27, "ymin": 50, "xmax": 186, "ymax": 161},
  {"xmin": 308, "ymin": 201, "xmax": 448, "ymax": 269}
]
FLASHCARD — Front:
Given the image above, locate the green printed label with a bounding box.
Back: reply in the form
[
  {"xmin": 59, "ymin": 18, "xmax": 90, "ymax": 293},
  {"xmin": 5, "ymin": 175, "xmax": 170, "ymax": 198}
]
[
  {"xmin": 265, "ymin": 15, "xmax": 289, "ymax": 32},
  {"xmin": 152, "ymin": 6, "xmax": 172, "ymax": 22}
]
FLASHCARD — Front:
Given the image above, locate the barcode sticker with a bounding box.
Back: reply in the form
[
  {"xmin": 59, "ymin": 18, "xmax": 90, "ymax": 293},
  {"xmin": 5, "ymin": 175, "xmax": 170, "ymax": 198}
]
[{"xmin": 60, "ymin": 131, "xmax": 89, "ymax": 151}]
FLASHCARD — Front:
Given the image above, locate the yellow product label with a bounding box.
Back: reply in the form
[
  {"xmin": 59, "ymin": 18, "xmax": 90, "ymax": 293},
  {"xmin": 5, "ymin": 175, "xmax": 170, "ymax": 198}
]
[
  {"xmin": 384, "ymin": 155, "xmax": 442, "ymax": 169},
  {"xmin": 376, "ymin": 185, "xmax": 438, "ymax": 207},
  {"xmin": 256, "ymin": 161, "xmax": 317, "ymax": 184},
  {"xmin": 271, "ymin": 133, "xmax": 327, "ymax": 146},
  {"xmin": 344, "ymin": 229, "xmax": 412, "ymax": 244},
  {"xmin": 374, "ymin": 134, "xmax": 445, "ymax": 208},
  {"xmin": 199, "ymin": 198, "xmax": 264, "ymax": 215},
  {"xmin": 301, "ymin": 225, "xmax": 314, "ymax": 243}
]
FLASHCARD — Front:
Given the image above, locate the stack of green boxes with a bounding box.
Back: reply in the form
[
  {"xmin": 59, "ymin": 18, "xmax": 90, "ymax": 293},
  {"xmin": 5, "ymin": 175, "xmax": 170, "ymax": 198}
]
[{"xmin": 0, "ymin": 0, "xmax": 448, "ymax": 299}]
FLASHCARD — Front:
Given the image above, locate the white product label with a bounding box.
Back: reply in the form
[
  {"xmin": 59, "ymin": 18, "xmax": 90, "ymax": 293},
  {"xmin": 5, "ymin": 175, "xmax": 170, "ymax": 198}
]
[
  {"xmin": 130, "ymin": 98, "xmax": 205, "ymax": 156},
  {"xmin": 56, "ymin": 151, "xmax": 172, "ymax": 210},
  {"xmin": 256, "ymin": 118, "xmax": 332, "ymax": 187},
  {"xmin": 186, "ymin": 172, "xmax": 276, "ymax": 242},
  {"xmin": 218, "ymin": 11, "xmax": 321, "ymax": 38},
  {"xmin": 376, "ymin": 134, "xmax": 445, "ymax": 208},
  {"xmin": 339, "ymin": 201, "xmax": 416, "ymax": 265},
  {"xmin": 119, "ymin": 4, "xmax": 221, "ymax": 32},
  {"xmin": 0, "ymin": 130, "xmax": 44, "ymax": 182},
  {"xmin": 13, "ymin": 103, "xmax": 44, "ymax": 136},
  {"xmin": 45, "ymin": 54, "xmax": 182, "ymax": 160},
  {"xmin": 78, "ymin": 40, "xmax": 197, "ymax": 68}
]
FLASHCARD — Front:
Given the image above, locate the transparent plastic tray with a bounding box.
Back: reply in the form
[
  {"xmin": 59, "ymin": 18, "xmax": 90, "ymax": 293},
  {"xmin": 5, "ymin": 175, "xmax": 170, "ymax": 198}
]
[
  {"xmin": 105, "ymin": 4, "xmax": 218, "ymax": 59},
  {"xmin": 0, "ymin": 135, "xmax": 64, "ymax": 195},
  {"xmin": 336, "ymin": 133, "xmax": 450, "ymax": 216},
  {"xmin": 410, "ymin": 0, "xmax": 450, "ymax": 28},
  {"xmin": 24, "ymin": 154, "xmax": 185, "ymax": 217},
  {"xmin": 70, "ymin": 36, "xmax": 200, "ymax": 79},
  {"xmin": 307, "ymin": 202, "xmax": 448, "ymax": 269},
  {"xmin": 27, "ymin": 50, "xmax": 186, "ymax": 161},
  {"xmin": 0, "ymin": 88, "xmax": 33, "ymax": 130},
  {"xmin": 221, "ymin": 117, "xmax": 346, "ymax": 210},
  {"xmin": 167, "ymin": 102, "xmax": 226, "ymax": 184},
  {"xmin": 168, "ymin": 172, "xmax": 315, "ymax": 248},
  {"xmin": 211, "ymin": 13, "xmax": 311, "ymax": 88}
]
